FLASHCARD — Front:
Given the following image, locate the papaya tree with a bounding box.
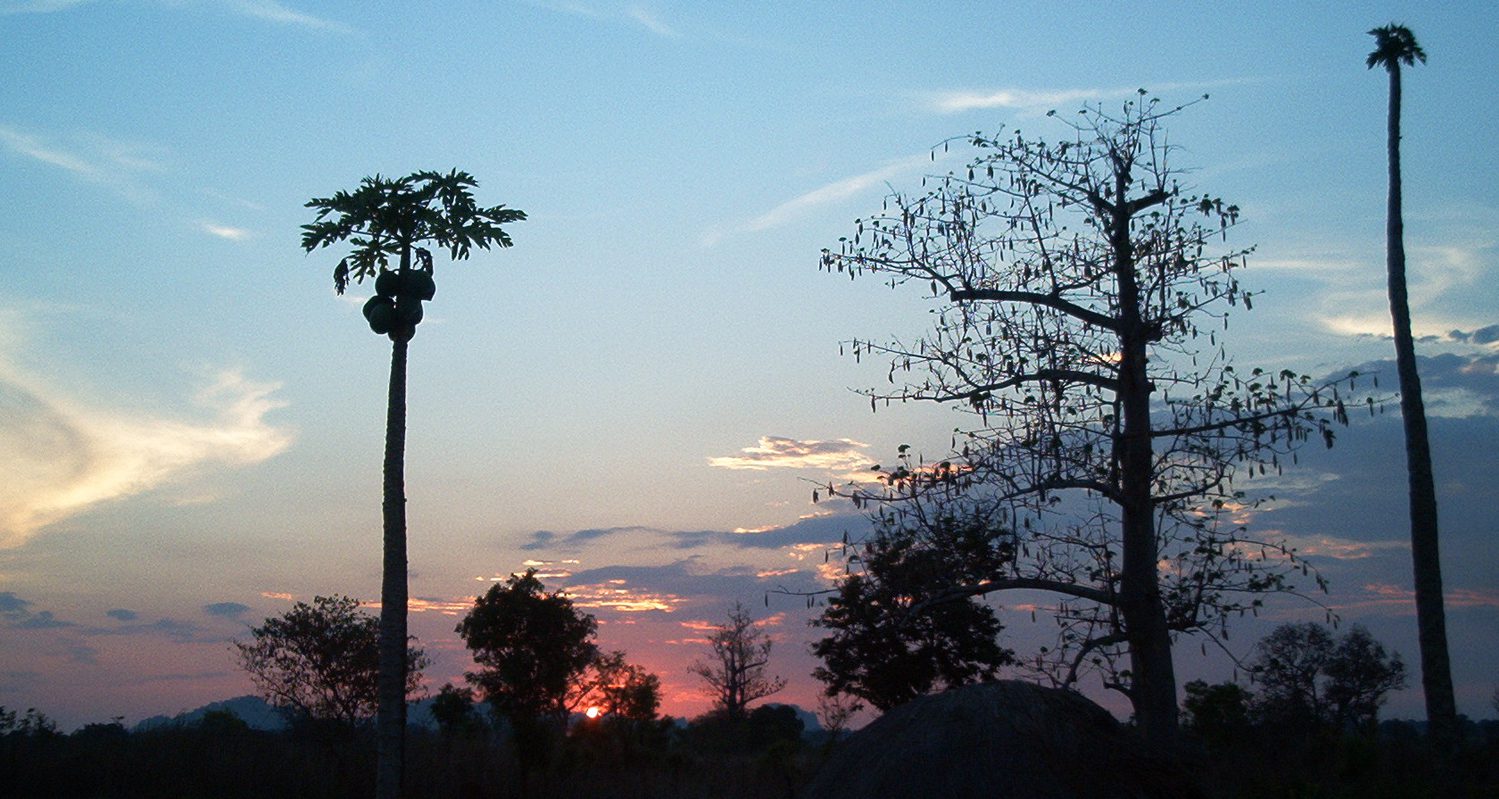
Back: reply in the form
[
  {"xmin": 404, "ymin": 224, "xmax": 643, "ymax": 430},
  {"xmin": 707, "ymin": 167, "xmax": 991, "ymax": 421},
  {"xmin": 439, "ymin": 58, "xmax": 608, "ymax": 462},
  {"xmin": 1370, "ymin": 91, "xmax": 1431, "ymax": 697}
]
[
  {"xmin": 301, "ymin": 170, "xmax": 524, "ymax": 799},
  {"xmin": 818, "ymin": 96, "xmax": 1360, "ymax": 747},
  {"xmin": 1367, "ymin": 24, "xmax": 1456, "ymax": 750}
]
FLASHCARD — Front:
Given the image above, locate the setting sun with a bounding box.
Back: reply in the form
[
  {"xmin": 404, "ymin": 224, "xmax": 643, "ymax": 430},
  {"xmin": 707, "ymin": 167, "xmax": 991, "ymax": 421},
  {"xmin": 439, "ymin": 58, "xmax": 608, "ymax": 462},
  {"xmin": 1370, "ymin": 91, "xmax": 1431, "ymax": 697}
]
[{"xmin": 584, "ymin": 706, "xmax": 601, "ymax": 720}]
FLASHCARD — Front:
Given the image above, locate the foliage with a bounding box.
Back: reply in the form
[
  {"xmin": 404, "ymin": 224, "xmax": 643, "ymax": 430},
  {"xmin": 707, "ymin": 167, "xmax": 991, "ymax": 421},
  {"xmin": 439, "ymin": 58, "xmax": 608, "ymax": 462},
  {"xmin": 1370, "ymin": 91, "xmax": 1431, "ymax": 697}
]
[
  {"xmin": 1181, "ymin": 680, "xmax": 1252, "ymax": 746},
  {"xmin": 0, "ymin": 706, "xmax": 59, "ymax": 738},
  {"xmin": 302, "ymin": 168, "xmax": 525, "ymax": 297},
  {"xmin": 1249, "ymin": 622, "xmax": 1407, "ymax": 733},
  {"xmin": 584, "ymin": 650, "xmax": 663, "ymax": 723},
  {"xmin": 232, "ymin": 595, "xmax": 428, "ymax": 726},
  {"xmin": 817, "ymin": 94, "xmax": 1360, "ymax": 742},
  {"xmin": 688, "ymin": 602, "xmax": 787, "ymax": 720},
  {"xmin": 682, "ymin": 704, "xmax": 805, "ymax": 756},
  {"xmin": 811, "ymin": 511, "xmax": 1013, "ymax": 710},
  {"xmin": 457, "ymin": 570, "xmax": 600, "ymax": 726},
  {"xmin": 430, "ymin": 684, "xmax": 485, "ymax": 740}
]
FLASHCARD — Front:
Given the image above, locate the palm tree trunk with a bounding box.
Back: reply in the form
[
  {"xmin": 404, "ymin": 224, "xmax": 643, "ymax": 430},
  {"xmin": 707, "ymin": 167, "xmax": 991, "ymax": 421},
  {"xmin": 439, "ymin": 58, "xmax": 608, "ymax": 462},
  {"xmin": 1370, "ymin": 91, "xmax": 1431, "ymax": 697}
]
[
  {"xmin": 375, "ymin": 332, "xmax": 409, "ymax": 798},
  {"xmin": 1384, "ymin": 63, "xmax": 1458, "ymax": 752}
]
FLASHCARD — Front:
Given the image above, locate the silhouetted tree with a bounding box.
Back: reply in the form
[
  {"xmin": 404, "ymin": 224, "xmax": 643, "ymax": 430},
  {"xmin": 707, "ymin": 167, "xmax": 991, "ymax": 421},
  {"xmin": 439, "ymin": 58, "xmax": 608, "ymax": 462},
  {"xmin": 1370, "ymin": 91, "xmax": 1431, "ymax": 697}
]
[
  {"xmin": 301, "ymin": 169, "xmax": 523, "ymax": 798},
  {"xmin": 232, "ymin": 595, "xmax": 428, "ymax": 727},
  {"xmin": 586, "ymin": 650, "xmax": 662, "ymax": 723},
  {"xmin": 430, "ymin": 683, "xmax": 485, "ymax": 739},
  {"xmin": 1249, "ymin": 622, "xmax": 1405, "ymax": 734},
  {"xmin": 457, "ymin": 569, "xmax": 599, "ymax": 727},
  {"xmin": 1180, "ymin": 679, "xmax": 1252, "ymax": 746},
  {"xmin": 1249, "ymin": 622, "xmax": 1334, "ymax": 729},
  {"xmin": 819, "ymin": 95, "xmax": 1357, "ymax": 746},
  {"xmin": 1325, "ymin": 625, "xmax": 1408, "ymax": 733},
  {"xmin": 690, "ymin": 602, "xmax": 786, "ymax": 720},
  {"xmin": 812, "ymin": 511, "xmax": 1012, "ymax": 711},
  {"xmin": 1367, "ymin": 23, "xmax": 1456, "ymax": 751}
]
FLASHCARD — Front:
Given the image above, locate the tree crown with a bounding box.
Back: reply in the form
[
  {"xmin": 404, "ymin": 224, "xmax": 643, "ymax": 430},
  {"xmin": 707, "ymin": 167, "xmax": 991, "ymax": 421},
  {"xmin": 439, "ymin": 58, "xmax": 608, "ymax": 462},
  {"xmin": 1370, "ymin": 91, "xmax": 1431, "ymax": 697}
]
[
  {"xmin": 1366, "ymin": 24, "xmax": 1426, "ymax": 71},
  {"xmin": 302, "ymin": 169, "xmax": 526, "ymax": 294}
]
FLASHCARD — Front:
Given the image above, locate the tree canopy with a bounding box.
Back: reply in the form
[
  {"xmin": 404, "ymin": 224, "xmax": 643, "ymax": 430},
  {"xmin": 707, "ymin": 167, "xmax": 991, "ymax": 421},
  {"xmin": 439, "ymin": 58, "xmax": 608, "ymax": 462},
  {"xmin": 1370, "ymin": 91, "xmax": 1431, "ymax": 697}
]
[
  {"xmin": 811, "ymin": 511, "xmax": 1013, "ymax": 711},
  {"xmin": 233, "ymin": 595, "xmax": 428, "ymax": 726},
  {"xmin": 457, "ymin": 570, "xmax": 600, "ymax": 725}
]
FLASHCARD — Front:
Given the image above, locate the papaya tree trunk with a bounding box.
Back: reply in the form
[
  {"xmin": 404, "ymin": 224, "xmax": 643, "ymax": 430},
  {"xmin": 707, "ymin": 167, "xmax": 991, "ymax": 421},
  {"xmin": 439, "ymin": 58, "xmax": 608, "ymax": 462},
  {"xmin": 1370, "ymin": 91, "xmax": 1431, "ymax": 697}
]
[
  {"xmin": 375, "ymin": 262, "xmax": 411, "ymax": 799},
  {"xmin": 1384, "ymin": 63, "xmax": 1457, "ymax": 751}
]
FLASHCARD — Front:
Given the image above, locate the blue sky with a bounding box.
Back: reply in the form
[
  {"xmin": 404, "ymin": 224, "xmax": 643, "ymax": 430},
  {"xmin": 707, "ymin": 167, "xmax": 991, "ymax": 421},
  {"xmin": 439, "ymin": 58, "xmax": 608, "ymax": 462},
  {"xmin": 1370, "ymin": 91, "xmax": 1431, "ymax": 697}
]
[{"xmin": 1, "ymin": 0, "xmax": 1496, "ymax": 729}]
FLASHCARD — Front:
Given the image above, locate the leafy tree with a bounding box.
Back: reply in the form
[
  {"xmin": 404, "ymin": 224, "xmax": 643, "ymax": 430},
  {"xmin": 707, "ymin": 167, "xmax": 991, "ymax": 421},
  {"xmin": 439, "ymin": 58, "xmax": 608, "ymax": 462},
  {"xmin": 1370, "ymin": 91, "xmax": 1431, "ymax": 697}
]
[
  {"xmin": 811, "ymin": 511, "xmax": 1013, "ymax": 711},
  {"xmin": 456, "ymin": 569, "xmax": 599, "ymax": 727},
  {"xmin": 232, "ymin": 595, "xmax": 428, "ymax": 727},
  {"xmin": 586, "ymin": 650, "xmax": 662, "ymax": 723},
  {"xmin": 302, "ymin": 169, "xmax": 523, "ymax": 798},
  {"xmin": 689, "ymin": 602, "xmax": 786, "ymax": 720},
  {"xmin": 1249, "ymin": 622, "xmax": 1406, "ymax": 733},
  {"xmin": 818, "ymin": 95, "xmax": 1356, "ymax": 745},
  {"xmin": 1367, "ymin": 23, "xmax": 1456, "ymax": 751},
  {"xmin": 1324, "ymin": 626, "xmax": 1408, "ymax": 732},
  {"xmin": 1180, "ymin": 679, "xmax": 1252, "ymax": 746},
  {"xmin": 430, "ymin": 683, "xmax": 485, "ymax": 740},
  {"xmin": 1249, "ymin": 622, "xmax": 1334, "ymax": 729}
]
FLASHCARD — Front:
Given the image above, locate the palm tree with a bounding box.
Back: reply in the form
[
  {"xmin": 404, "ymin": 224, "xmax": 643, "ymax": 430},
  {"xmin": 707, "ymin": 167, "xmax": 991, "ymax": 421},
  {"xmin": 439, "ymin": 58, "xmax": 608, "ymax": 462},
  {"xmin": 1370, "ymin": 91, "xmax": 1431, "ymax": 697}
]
[
  {"xmin": 1367, "ymin": 24, "xmax": 1456, "ymax": 750},
  {"xmin": 302, "ymin": 170, "xmax": 524, "ymax": 798}
]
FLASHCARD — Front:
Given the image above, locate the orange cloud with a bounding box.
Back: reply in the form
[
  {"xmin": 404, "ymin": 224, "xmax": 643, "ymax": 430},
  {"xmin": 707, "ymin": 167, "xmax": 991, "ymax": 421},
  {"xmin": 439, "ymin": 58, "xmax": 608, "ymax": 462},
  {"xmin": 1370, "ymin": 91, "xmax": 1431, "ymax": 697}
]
[{"xmin": 708, "ymin": 436, "xmax": 870, "ymax": 473}]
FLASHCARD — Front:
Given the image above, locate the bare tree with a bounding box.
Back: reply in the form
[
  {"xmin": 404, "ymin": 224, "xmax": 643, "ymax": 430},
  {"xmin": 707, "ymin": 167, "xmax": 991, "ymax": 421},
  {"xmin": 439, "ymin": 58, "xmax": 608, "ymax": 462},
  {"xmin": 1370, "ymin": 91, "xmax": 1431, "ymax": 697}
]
[
  {"xmin": 819, "ymin": 95, "xmax": 1359, "ymax": 746},
  {"xmin": 689, "ymin": 602, "xmax": 787, "ymax": 720}
]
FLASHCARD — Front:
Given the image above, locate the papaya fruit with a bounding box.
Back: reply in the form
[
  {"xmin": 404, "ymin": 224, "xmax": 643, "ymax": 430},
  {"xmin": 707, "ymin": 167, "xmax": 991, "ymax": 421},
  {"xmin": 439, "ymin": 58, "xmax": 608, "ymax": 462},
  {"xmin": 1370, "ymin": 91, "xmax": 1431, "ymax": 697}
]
[
  {"xmin": 363, "ymin": 294, "xmax": 394, "ymax": 321},
  {"xmin": 375, "ymin": 269, "xmax": 401, "ymax": 298},
  {"xmin": 401, "ymin": 270, "xmax": 436, "ymax": 301},
  {"xmin": 367, "ymin": 302, "xmax": 396, "ymax": 335},
  {"xmin": 397, "ymin": 300, "xmax": 424, "ymax": 326}
]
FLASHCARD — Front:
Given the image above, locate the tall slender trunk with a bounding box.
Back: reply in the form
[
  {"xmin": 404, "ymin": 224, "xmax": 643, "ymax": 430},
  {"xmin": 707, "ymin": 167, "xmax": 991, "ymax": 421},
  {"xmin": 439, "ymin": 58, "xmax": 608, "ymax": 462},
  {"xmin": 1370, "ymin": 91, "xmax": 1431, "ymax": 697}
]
[
  {"xmin": 1384, "ymin": 64, "xmax": 1458, "ymax": 751},
  {"xmin": 375, "ymin": 255, "xmax": 412, "ymax": 799}
]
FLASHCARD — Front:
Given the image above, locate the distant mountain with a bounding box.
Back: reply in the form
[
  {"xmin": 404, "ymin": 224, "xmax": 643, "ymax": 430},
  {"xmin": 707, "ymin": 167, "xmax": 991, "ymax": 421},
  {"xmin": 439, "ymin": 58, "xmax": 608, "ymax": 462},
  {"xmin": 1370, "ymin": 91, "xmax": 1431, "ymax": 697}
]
[
  {"xmin": 133, "ymin": 695, "xmax": 451, "ymax": 734},
  {"xmin": 133, "ymin": 695, "xmax": 288, "ymax": 733}
]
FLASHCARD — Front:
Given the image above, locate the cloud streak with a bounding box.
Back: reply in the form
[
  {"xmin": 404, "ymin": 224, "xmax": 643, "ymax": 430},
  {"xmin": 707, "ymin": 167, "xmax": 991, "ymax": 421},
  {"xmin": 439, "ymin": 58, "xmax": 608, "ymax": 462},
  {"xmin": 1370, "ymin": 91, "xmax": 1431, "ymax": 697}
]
[
  {"xmin": 0, "ymin": 125, "xmax": 165, "ymax": 201},
  {"xmin": 0, "ymin": 327, "xmax": 294, "ymax": 546},
  {"xmin": 0, "ymin": 0, "xmax": 353, "ymax": 32},
  {"xmin": 744, "ymin": 154, "xmax": 932, "ymax": 234},
  {"xmin": 927, "ymin": 79, "xmax": 1258, "ymax": 114}
]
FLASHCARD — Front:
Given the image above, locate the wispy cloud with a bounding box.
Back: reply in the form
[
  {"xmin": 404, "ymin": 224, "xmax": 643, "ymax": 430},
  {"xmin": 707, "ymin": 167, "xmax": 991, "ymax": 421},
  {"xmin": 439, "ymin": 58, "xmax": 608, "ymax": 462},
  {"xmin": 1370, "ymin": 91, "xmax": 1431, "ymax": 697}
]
[
  {"xmin": 708, "ymin": 435, "xmax": 871, "ymax": 473},
  {"xmin": 522, "ymin": 0, "xmax": 679, "ymax": 38},
  {"xmin": 0, "ymin": 0, "xmax": 354, "ymax": 32},
  {"xmin": 625, "ymin": 5, "xmax": 677, "ymax": 37},
  {"xmin": 1336, "ymin": 583, "xmax": 1499, "ymax": 613},
  {"xmin": 222, "ymin": 0, "xmax": 353, "ymax": 33},
  {"xmin": 199, "ymin": 221, "xmax": 251, "ymax": 241},
  {"xmin": 745, "ymin": 154, "xmax": 932, "ymax": 233},
  {"xmin": 0, "ymin": 317, "xmax": 294, "ymax": 547},
  {"xmin": 0, "ymin": 125, "xmax": 165, "ymax": 201},
  {"xmin": 927, "ymin": 79, "xmax": 1258, "ymax": 115},
  {"xmin": 931, "ymin": 87, "xmax": 1112, "ymax": 114},
  {"xmin": 0, "ymin": 1, "xmax": 90, "ymax": 14}
]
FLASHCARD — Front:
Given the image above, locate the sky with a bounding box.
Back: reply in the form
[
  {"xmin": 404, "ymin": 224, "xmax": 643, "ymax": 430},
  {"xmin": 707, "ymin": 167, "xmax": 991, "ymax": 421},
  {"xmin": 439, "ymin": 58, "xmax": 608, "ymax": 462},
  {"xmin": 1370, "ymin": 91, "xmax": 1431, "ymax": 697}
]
[{"xmin": 1, "ymin": 0, "xmax": 1496, "ymax": 731}]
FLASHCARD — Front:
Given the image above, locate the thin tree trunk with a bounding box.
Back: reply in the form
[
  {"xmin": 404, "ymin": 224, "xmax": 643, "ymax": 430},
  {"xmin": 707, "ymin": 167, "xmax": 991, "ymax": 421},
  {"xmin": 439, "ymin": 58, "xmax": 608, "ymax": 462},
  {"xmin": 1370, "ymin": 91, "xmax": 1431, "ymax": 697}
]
[
  {"xmin": 375, "ymin": 276, "xmax": 411, "ymax": 798},
  {"xmin": 375, "ymin": 334, "xmax": 408, "ymax": 798},
  {"xmin": 1384, "ymin": 64, "xmax": 1458, "ymax": 751}
]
